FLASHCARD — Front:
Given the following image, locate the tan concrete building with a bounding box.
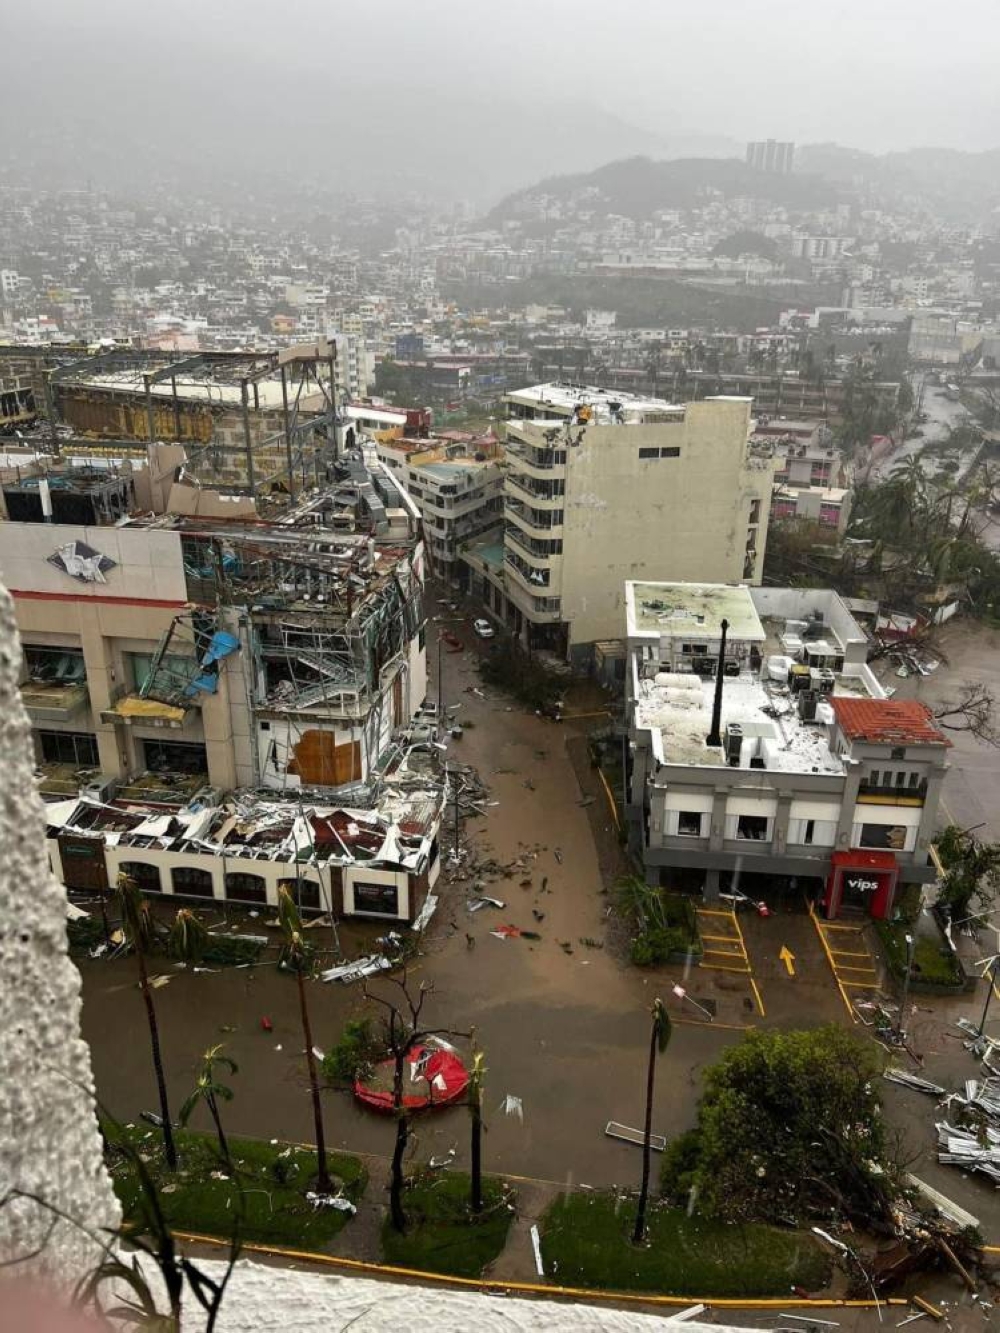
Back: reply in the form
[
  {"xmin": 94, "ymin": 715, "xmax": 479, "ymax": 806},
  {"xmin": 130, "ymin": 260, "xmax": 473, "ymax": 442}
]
[
  {"xmin": 463, "ymin": 384, "xmax": 776, "ymax": 664},
  {"xmin": 0, "ymin": 445, "xmax": 427, "ymax": 809}
]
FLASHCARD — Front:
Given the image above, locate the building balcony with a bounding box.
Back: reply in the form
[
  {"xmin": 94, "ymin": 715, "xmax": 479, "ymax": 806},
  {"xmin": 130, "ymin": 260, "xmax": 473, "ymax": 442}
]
[
  {"xmin": 856, "ymin": 780, "xmax": 927, "ymax": 806},
  {"xmin": 20, "ymin": 678, "xmax": 90, "ymax": 723},
  {"xmin": 505, "ymin": 474, "xmax": 563, "ymax": 508},
  {"xmin": 504, "ymin": 549, "xmax": 557, "ymax": 596},
  {"xmin": 100, "ymin": 684, "xmax": 190, "ymax": 730},
  {"xmin": 505, "ymin": 525, "xmax": 560, "ymax": 566},
  {"xmin": 506, "ymin": 498, "xmax": 563, "ymax": 536},
  {"xmin": 504, "ymin": 450, "xmax": 566, "ymax": 482},
  {"xmin": 504, "ymin": 580, "xmax": 563, "ymax": 622}
]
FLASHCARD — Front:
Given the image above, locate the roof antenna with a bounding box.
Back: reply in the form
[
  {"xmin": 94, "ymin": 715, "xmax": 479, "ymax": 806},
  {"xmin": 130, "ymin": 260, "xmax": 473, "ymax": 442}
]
[{"xmin": 706, "ymin": 618, "xmax": 729, "ymax": 748}]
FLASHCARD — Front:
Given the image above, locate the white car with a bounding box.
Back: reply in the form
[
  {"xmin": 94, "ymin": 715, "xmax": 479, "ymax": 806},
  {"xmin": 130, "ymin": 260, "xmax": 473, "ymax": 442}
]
[{"xmin": 473, "ymin": 618, "xmax": 495, "ymax": 639}]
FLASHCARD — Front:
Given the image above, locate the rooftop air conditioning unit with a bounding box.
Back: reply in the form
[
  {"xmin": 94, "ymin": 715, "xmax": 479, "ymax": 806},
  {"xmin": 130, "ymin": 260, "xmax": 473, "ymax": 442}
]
[
  {"xmin": 798, "ymin": 690, "xmax": 819, "ymax": 723},
  {"xmin": 725, "ymin": 723, "xmax": 743, "ymax": 767},
  {"xmin": 811, "ymin": 668, "xmax": 836, "ymax": 695},
  {"xmin": 81, "ymin": 776, "xmax": 118, "ymax": 804}
]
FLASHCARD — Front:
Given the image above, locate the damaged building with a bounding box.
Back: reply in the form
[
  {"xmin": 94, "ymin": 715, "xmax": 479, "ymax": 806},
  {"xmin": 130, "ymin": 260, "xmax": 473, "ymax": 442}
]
[
  {"xmin": 9, "ymin": 343, "xmax": 340, "ymax": 494},
  {"xmin": 0, "ymin": 432, "xmax": 441, "ymax": 919},
  {"xmin": 625, "ymin": 581, "xmax": 950, "ymax": 918},
  {"xmin": 43, "ymin": 744, "xmax": 442, "ymax": 924}
]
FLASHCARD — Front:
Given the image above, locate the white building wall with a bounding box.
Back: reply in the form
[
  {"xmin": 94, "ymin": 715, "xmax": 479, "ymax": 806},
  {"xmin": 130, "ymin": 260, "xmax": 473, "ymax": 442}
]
[{"xmin": 555, "ymin": 400, "xmax": 773, "ymax": 650}]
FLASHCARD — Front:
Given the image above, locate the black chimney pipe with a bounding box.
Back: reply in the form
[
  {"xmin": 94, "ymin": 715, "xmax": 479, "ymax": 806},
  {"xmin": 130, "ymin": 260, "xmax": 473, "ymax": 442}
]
[{"xmin": 706, "ymin": 618, "xmax": 729, "ymax": 748}]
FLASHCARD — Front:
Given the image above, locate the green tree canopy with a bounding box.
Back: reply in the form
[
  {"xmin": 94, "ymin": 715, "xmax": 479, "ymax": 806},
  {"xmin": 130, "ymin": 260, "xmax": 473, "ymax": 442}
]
[{"xmin": 662, "ymin": 1027, "xmax": 893, "ymax": 1227}]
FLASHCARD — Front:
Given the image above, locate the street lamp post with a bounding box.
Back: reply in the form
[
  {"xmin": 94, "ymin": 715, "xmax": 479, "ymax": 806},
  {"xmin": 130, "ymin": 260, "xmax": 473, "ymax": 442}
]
[
  {"xmin": 895, "ymin": 933, "xmax": 915, "ymax": 1041},
  {"xmin": 978, "ymin": 955, "xmax": 1000, "ymax": 1039},
  {"xmin": 437, "ymin": 632, "xmax": 444, "ymax": 717}
]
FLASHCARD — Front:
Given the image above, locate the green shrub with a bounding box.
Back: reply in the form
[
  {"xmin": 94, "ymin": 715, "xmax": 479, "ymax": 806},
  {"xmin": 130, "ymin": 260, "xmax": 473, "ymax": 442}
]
[
  {"xmin": 67, "ymin": 914, "xmax": 107, "ymax": 954},
  {"xmin": 630, "ymin": 926, "xmax": 690, "ymax": 966},
  {"xmin": 323, "ymin": 1017, "xmax": 387, "ymax": 1085},
  {"xmin": 201, "ymin": 933, "xmax": 266, "ymax": 967},
  {"xmin": 659, "ymin": 1129, "xmax": 701, "ymax": 1202}
]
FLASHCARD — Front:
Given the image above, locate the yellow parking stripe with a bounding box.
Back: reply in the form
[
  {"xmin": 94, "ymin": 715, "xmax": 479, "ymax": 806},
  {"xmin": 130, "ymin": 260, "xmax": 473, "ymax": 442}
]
[
  {"xmin": 809, "ymin": 901, "xmax": 857, "ymax": 1021},
  {"xmin": 696, "ymin": 906, "xmax": 765, "ymax": 1018}
]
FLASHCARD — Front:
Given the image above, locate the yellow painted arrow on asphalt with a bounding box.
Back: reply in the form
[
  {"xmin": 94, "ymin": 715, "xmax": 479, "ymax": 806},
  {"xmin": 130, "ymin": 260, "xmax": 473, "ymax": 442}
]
[{"xmin": 779, "ymin": 945, "xmax": 796, "ymax": 977}]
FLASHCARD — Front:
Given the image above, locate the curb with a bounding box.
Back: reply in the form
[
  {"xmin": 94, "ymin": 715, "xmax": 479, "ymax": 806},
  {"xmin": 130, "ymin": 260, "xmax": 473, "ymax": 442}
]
[{"xmin": 174, "ymin": 1229, "xmax": 907, "ymax": 1310}]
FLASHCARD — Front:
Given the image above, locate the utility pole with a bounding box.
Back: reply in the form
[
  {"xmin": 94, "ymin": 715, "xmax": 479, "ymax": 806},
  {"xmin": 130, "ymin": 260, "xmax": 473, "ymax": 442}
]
[
  {"xmin": 453, "ymin": 769, "xmax": 461, "ymax": 859},
  {"xmin": 895, "ymin": 933, "xmax": 915, "ymax": 1041},
  {"xmin": 978, "ymin": 955, "xmax": 1000, "ymax": 1038},
  {"xmin": 437, "ymin": 632, "xmax": 444, "ymax": 717}
]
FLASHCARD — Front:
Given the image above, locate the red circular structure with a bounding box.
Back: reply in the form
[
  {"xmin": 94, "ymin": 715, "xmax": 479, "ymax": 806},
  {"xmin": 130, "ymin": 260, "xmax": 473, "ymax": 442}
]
[{"xmin": 354, "ymin": 1043, "xmax": 469, "ymax": 1113}]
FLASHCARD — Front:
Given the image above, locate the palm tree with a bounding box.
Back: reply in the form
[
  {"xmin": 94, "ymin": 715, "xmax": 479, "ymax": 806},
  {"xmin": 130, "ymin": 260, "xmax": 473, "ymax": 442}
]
[
  {"xmin": 116, "ymin": 874, "xmax": 177, "ymax": 1171},
  {"xmin": 180, "ymin": 1044, "xmax": 238, "ymax": 1168},
  {"xmin": 278, "ymin": 887, "xmax": 332, "ymax": 1194},
  {"xmin": 468, "ymin": 1046, "xmax": 486, "ymax": 1214},
  {"xmin": 169, "ymin": 906, "xmax": 208, "ymax": 962},
  {"xmin": 632, "ymin": 998, "xmax": 672, "ymax": 1245}
]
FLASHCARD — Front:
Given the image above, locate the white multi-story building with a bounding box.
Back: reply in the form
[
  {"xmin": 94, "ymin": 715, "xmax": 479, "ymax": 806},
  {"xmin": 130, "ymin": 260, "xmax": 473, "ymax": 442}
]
[
  {"xmin": 329, "ymin": 329, "xmax": 374, "ymax": 399},
  {"xmin": 463, "ymin": 384, "xmax": 776, "ymax": 665},
  {"xmin": 626, "ymin": 581, "xmax": 949, "ymax": 915},
  {"xmin": 375, "ymin": 437, "xmax": 504, "ymax": 583}
]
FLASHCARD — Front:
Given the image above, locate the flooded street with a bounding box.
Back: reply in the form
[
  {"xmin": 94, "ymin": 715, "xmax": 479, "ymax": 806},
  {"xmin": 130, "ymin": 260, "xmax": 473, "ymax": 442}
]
[
  {"xmin": 79, "ymin": 624, "xmax": 740, "ymax": 1189},
  {"xmin": 75, "ymin": 609, "xmax": 1000, "ymax": 1321}
]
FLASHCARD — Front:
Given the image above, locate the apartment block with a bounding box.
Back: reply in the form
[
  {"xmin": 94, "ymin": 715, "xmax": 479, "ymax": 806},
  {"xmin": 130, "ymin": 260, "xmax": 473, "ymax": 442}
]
[
  {"xmin": 746, "ymin": 140, "xmax": 795, "ymax": 174},
  {"xmin": 375, "ymin": 436, "xmax": 504, "ymax": 583},
  {"xmin": 625, "ymin": 582, "xmax": 949, "ymax": 916},
  {"xmin": 463, "ymin": 384, "xmax": 775, "ymax": 665}
]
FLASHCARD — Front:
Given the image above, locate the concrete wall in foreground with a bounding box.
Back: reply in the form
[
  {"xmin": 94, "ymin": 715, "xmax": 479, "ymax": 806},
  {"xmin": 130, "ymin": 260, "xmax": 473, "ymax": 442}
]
[{"xmin": 0, "ymin": 578, "xmax": 121, "ymax": 1282}]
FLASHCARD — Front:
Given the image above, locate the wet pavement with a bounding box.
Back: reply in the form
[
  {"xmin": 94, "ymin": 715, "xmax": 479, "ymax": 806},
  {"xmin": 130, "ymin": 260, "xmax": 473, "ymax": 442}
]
[
  {"xmin": 80, "ymin": 625, "xmax": 743, "ymax": 1191},
  {"xmin": 75, "ymin": 605, "xmax": 1000, "ymax": 1322}
]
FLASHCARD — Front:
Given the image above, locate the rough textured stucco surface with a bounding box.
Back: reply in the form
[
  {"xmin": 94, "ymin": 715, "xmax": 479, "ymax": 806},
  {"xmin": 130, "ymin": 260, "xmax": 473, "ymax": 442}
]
[
  {"xmin": 171, "ymin": 1259, "xmax": 737, "ymax": 1330},
  {"xmin": 0, "ymin": 580, "xmax": 121, "ymax": 1281}
]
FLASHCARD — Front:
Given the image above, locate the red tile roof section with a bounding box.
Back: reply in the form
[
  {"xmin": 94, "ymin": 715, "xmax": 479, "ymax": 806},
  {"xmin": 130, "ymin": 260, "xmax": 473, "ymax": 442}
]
[{"xmin": 831, "ymin": 697, "xmax": 950, "ymax": 747}]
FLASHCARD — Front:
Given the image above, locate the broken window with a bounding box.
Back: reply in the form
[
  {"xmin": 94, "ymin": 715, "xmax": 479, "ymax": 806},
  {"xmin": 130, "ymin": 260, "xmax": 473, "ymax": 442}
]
[
  {"xmin": 170, "ymin": 866, "xmax": 215, "ymax": 898},
  {"xmin": 39, "ymin": 730, "xmax": 99, "ymax": 767},
  {"xmin": 119, "ymin": 861, "xmax": 163, "ymax": 893},
  {"xmin": 278, "ymin": 877, "xmax": 321, "ymax": 912},
  {"xmin": 736, "ymin": 814, "xmax": 769, "ymax": 841},
  {"xmin": 353, "ymin": 881, "xmax": 399, "ymax": 916},
  {"xmin": 225, "ymin": 872, "xmax": 268, "ymax": 905},
  {"xmin": 676, "ymin": 811, "xmax": 703, "ymax": 837},
  {"xmin": 142, "ymin": 740, "xmax": 207, "ymax": 776},
  {"xmin": 859, "ymin": 823, "xmax": 908, "ymax": 851},
  {"xmin": 24, "ymin": 647, "xmax": 86, "ymax": 683}
]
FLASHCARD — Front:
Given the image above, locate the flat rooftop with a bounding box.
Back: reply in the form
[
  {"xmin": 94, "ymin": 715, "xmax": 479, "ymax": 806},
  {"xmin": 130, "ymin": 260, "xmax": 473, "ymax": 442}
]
[
  {"xmin": 631, "ymin": 592, "xmax": 883, "ymax": 775},
  {"xmin": 627, "ymin": 582, "xmax": 766, "ymax": 642},
  {"xmin": 74, "ymin": 370, "xmax": 289, "ymax": 409},
  {"xmin": 417, "ymin": 460, "xmax": 494, "ymax": 481},
  {"xmin": 505, "ymin": 382, "xmax": 688, "ymax": 424},
  {"xmin": 633, "ymin": 664, "xmax": 873, "ymax": 775}
]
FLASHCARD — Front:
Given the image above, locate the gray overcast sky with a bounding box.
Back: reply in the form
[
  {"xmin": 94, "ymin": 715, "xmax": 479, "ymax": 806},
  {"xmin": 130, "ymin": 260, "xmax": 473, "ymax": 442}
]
[
  {"xmin": 7, "ymin": 0, "xmax": 998, "ymax": 149},
  {"xmin": 3, "ymin": 0, "xmax": 999, "ymax": 200}
]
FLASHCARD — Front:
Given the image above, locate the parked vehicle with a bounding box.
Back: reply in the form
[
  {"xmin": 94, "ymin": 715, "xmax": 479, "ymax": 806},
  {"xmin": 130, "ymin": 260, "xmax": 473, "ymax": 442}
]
[{"xmin": 473, "ymin": 618, "xmax": 495, "ymax": 639}]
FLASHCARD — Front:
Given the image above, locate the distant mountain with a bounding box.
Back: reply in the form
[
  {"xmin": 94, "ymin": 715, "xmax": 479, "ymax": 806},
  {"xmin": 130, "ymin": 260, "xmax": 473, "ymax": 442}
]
[
  {"xmin": 488, "ymin": 155, "xmax": 843, "ymax": 224},
  {"xmin": 489, "ymin": 143, "xmax": 1000, "ymax": 227},
  {"xmin": 793, "ymin": 144, "xmax": 1000, "ymax": 222}
]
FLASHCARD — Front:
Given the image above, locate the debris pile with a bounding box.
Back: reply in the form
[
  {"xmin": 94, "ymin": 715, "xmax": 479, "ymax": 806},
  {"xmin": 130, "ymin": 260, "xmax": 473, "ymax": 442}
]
[
  {"xmin": 442, "ymin": 763, "xmax": 490, "ymax": 858},
  {"xmin": 883, "ymin": 1068, "xmax": 945, "ymax": 1096},
  {"xmin": 937, "ymin": 1076, "xmax": 1000, "ymax": 1185}
]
